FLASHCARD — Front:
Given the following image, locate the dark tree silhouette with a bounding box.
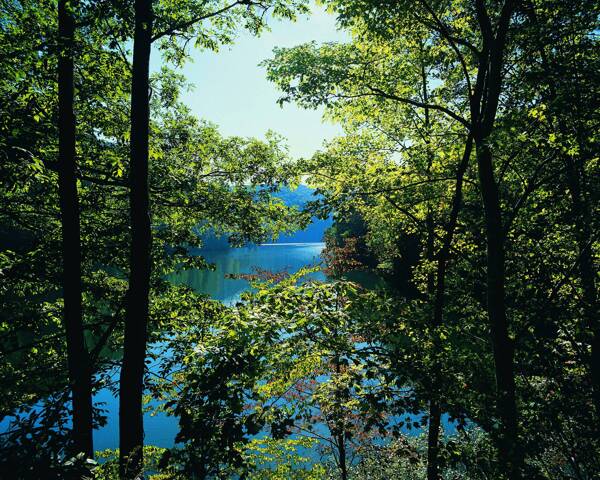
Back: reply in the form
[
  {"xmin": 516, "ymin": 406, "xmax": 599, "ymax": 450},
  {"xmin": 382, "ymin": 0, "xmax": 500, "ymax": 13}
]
[
  {"xmin": 119, "ymin": 0, "xmax": 153, "ymax": 476},
  {"xmin": 57, "ymin": 0, "xmax": 94, "ymax": 459}
]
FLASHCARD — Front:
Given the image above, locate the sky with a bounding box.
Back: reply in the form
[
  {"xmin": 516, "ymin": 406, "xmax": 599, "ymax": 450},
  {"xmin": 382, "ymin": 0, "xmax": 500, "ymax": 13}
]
[{"xmin": 166, "ymin": 4, "xmax": 348, "ymax": 159}]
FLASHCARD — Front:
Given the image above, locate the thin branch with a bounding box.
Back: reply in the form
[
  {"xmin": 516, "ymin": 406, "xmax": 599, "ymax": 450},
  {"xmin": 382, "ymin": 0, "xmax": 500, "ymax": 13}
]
[
  {"xmin": 151, "ymin": 1, "xmax": 247, "ymax": 42},
  {"xmin": 350, "ymin": 176, "xmax": 477, "ymax": 197},
  {"xmin": 417, "ymin": 0, "xmax": 475, "ymax": 98},
  {"xmin": 503, "ymin": 155, "xmax": 558, "ymax": 234},
  {"xmin": 365, "ymin": 86, "xmax": 471, "ymax": 130},
  {"xmin": 384, "ymin": 194, "xmax": 483, "ymax": 274}
]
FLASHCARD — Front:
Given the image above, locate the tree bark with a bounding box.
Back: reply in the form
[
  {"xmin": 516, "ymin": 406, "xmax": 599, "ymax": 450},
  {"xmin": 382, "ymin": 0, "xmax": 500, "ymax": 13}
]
[
  {"xmin": 337, "ymin": 430, "xmax": 348, "ymax": 480},
  {"xmin": 422, "ymin": 57, "xmax": 442, "ymax": 480},
  {"xmin": 427, "ymin": 136, "xmax": 472, "ymax": 480},
  {"xmin": 333, "ymin": 357, "xmax": 348, "ymax": 480},
  {"xmin": 470, "ymin": 3, "xmax": 521, "ymax": 476},
  {"xmin": 426, "ymin": 400, "xmax": 442, "ymax": 480},
  {"xmin": 425, "ymin": 167, "xmax": 441, "ymax": 480},
  {"xmin": 564, "ymin": 152, "xmax": 600, "ymax": 420},
  {"xmin": 119, "ymin": 0, "xmax": 153, "ymax": 477},
  {"xmin": 57, "ymin": 0, "xmax": 94, "ymax": 459},
  {"xmin": 475, "ymin": 140, "xmax": 521, "ymax": 479}
]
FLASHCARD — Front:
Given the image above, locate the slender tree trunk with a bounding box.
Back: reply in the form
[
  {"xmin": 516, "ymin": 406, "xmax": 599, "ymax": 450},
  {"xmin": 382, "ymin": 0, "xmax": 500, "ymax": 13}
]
[
  {"xmin": 427, "ymin": 136, "xmax": 473, "ymax": 480},
  {"xmin": 475, "ymin": 140, "xmax": 521, "ymax": 479},
  {"xmin": 425, "ymin": 200, "xmax": 441, "ymax": 480},
  {"xmin": 470, "ymin": 4, "xmax": 520, "ymax": 475},
  {"xmin": 119, "ymin": 0, "xmax": 153, "ymax": 476},
  {"xmin": 535, "ymin": 37, "xmax": 600, "ymax": 426},
  {"xmin": 337, "ymin": 431, "xmax": 348, "ymax": 480},
  {"xmin": 564, "ymin": 153, "xmax": 600, "ymax": 420},
  {"xmin": 332, "ymin": 357, "xmax": 348, "ymax": 480},
  {"xmin": 426, "ymin": 400, "xmax": 441, "ymax": 480},
  {"xmin": 57, "ymin": 0, "xmax": 93, "ymax": 458},
  {"xmin": 422, "ymin": 58, "xmax": 443, "ymax": 480}
]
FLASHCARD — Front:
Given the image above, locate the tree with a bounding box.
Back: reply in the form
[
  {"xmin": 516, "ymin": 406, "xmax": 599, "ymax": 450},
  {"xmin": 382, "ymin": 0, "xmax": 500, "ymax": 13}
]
[
  {"xmin": 117, "ymin": 0, "xmax": 308, "ymax": 475},
  {"xmin": 520, "ymin": 0, "xmax": 600, "ymax": 426},
  {"xmin": 0, "ymin": 2, "xmax": 302, "ymax": 475},
  {"xmin": 118, "ymin": 0, "xmax": 153, "ymax": 476},
  {"xmin": 263, "ymin": 0, "xmax": 600, "ymax": 473},
  {"xmin": 57, "ymin": 0, "xmax": 94, "ymax": 458},
  {"xmin": 264, "ymin": 2, "xmax": 526, "ymax": 475},
  {"xmin": 0, "ymin": 1, "xmax": 133, "ymax": 475}
]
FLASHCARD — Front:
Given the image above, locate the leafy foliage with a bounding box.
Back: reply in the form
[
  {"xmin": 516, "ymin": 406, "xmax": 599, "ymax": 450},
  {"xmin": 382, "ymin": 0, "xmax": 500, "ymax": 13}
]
[{"xmin": 1, "ymin": 0, "xmax": 599, "ymax": 479}]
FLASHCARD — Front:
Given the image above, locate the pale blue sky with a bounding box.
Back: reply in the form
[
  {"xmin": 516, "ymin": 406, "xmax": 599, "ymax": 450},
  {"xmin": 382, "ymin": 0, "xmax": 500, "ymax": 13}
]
[{"xmin": 171, "ymin": 4, "xmax": 347, "ymax": 159}]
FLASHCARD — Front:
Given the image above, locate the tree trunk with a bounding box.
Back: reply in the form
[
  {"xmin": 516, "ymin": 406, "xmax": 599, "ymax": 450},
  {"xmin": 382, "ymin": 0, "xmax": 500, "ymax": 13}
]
[
  {"xmin": 564, "ymin": 153, "xmax": 600, "ymax": 421},
  {"xmin": 119, "ymin": 0, "xmax": 153, "ymax": 477},
  {"xmin": 425, "ymin": 197, "xmax": 441, "ymax": 480},
  {"xmin": 470, "ymin": 4, "xmax": 520, "ymax": 474},
  {"xmin": 427, "ymin": 136, "xmax": 472, "ymax": 480},
  {"xmin": 426, "ymin": 400, "xmax": 441, "ymax": 480},
  {"xmin": 337, "ymin": 431, "xmax": 348, "ymax": 480},
  {"xmin": 422, "ymin": 59, "xmax": 443, "ymax": 480},
  {"xmin": 57, "ymin": 0, "xmax": 94, "ymax": 459},
  {"xmin": 475, "ymin": 141, "xmax": 521, "ymax": 479},
  {"xmin": 534, "ymin": 36, "xmax": 600, "ymax": 428}
]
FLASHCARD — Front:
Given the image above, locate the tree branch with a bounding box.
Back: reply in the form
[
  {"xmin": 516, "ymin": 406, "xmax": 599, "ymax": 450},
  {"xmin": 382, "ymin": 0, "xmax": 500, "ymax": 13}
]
[
  {"xmin": 365, "ymin": 85, "xmax": 471, "ymax": 130},
  {"xmin": 151, "ymin": 1, "xmax": 247, "ymax": 42}
]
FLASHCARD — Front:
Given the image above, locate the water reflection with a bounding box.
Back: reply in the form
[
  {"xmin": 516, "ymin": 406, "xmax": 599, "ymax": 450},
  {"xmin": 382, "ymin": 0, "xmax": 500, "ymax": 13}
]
[{"xmin": 170, "ymin": 243, "xmax": 326, "ymax": 304}]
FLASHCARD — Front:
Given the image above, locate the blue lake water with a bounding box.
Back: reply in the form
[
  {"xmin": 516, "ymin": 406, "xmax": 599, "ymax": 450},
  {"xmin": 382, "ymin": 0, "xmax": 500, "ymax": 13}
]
[
  {"xmin": 93, "ymin": 242, "xmax": 326, "ymax": 452},
  {"xmin": 171, "ymin": 242, "xmax": 326, "ymax": 304},
  {"xmin": 0, "ymin": 185, "xmax": 456, "ymax": 465},
  {"xmin": 1, "ymin": 241, "xmax": 454, "ymax": 455}
]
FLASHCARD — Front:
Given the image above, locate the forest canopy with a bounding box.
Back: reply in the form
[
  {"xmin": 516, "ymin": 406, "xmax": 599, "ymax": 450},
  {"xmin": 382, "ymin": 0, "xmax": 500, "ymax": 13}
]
[{"xmin": 0, "ymin": 0, "xmax": 599, "ymax": 479}]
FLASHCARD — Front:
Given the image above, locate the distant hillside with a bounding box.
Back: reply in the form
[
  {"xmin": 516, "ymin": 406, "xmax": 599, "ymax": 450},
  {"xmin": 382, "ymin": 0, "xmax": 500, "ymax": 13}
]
[
  {"xmin": 275, "ymin": 184, "xmax": 331, "ymax": 243},
  {"xmin": 198, "ymin": 185, "xmax": 331, "ymax": 250}
]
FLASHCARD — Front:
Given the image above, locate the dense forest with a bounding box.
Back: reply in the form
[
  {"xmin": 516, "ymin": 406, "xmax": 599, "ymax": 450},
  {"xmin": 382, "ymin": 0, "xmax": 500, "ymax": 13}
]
[{"xmin": 0, "ymin": 0, "xmax": 599, "ymax": 479}]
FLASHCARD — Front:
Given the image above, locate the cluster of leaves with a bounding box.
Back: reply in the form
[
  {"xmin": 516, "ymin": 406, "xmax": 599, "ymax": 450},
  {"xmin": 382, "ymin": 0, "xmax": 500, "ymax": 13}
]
[
  {"xmin": 132, "ymin": 269, "xmax": 503, "ymax": 479},
  {"xmin": 143, "ymin": 273, "xmax": 385, "ymax": 478}
]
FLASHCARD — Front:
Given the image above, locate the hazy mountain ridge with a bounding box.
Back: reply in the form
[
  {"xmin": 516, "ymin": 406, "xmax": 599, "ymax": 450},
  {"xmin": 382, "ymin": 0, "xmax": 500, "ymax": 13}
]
[{"xmin": 199, "ymin": 185, "xmax": 331, "ymax": 250}]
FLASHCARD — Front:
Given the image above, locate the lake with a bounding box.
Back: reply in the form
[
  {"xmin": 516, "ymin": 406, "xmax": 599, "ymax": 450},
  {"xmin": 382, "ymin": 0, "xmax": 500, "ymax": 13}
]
[{"xmin": 93, "ymin": 242, "xmax": 326, "ymax": 452}]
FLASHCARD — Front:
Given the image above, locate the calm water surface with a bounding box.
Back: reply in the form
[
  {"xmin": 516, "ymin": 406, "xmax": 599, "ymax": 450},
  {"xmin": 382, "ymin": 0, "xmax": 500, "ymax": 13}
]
[{"xmin": 94, "ymin": 242, "xmax": 326, "ymax": 452}]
